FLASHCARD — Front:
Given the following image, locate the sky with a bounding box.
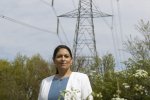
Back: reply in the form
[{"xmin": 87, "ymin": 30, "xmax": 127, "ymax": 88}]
[{"xmin": 0, "ymin": 0, "xmax": 149, "ymax": 70}]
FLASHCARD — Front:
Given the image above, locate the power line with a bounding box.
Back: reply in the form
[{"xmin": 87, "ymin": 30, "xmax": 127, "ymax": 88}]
[
  {"xmin": 93, "ymin": 0, "xmax": 122, "ymax": 69},
  {"xmin": 57, "ymin": 33, "xmax": 63, "ymax": 43},
  {"xmin": 39, "ymin": 0, "xmax": 52, "ymax": 6},
  {"xmin": 110, "ymin": 0, "xmax": 122, "ymax": 70},
  {"xmin": 92, "ymin": 0, "xmax": 109, "ymax": 47},
  {"xmin": 117, "ymin": 0, "xmax": 126, "ymax": 62},
  {"xmin": 0, "ymin": 14, "xmax": 56, "ymax": 34},
  {"xmin": 0, "ymin": 14, "xmax": 64, "ymax": 44},
  {"xmin": 52, "ymin": 7, "xmax": 71, "ymax": 47},
  {"xmin": 92, "ymin": 1, "xmax": 112, "ymax": 29},
  {"xmin": 39, "ymin": 0, "xmax": 71, "ymax": 48},
  {"xmin": 92, "ymin": 0, "xmax": 111, "ymax": 28},
  {"xmin": 72, "ymin": 0, "xmax": 76, "ymax": 9}
]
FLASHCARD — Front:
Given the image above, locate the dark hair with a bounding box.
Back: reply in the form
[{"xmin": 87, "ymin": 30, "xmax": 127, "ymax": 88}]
[{"xmin": 53, "ymin": 45, "xmax": 72, "ymax": 74}]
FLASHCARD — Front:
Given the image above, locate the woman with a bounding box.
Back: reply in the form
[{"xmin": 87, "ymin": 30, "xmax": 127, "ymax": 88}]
[{"xmin": 38, "ymin": 45, "xmax": 93, "ymax": 100}]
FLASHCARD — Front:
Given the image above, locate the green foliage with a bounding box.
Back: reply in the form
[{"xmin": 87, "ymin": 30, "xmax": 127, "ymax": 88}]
[
  {"xmin": 1, "ymin": 20, "xmax": 150, "ymax": 100},
  {"xmin": 119, "ymin": 20, "xmax": 150, "ymax": 99},
  {"xmin": 124, "ymin": 19, "xmax": 150, "ymax": 61},
  {"xmin": 90, "ymin": 63, "xmax": 150, "ymax": 100},
  {"xmin": 0, "ymin": 53, "xmax": 56, "ymax": 100},
  {"xmin": 71, "ymin": 56, "xmax": 90, "ymax": 73},
  {"xmin": 0, "ymin": 59, "xmax": 12, "ymax": 99},
  {"xmin": 88, "ymin": 20, "xmax": 150, "ymax": 100},
  {"xmin": 89, "ymin": 53, "xmax": 116, "ymax": 100},
  {"xmin": 89, "ymin": 19, "xmax": 150, "ymax": 99}
]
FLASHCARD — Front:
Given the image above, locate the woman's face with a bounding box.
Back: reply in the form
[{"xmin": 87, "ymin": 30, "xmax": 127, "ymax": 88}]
[{"xmin": 53, "ymin": 48, "xmax": 73, "ymax": 71}]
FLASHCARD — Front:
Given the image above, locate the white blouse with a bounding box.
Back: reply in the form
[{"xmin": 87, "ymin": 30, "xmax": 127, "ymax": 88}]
[{"xmin": 38, "ymin": 72, "xmax": 93, "ymax": 100}]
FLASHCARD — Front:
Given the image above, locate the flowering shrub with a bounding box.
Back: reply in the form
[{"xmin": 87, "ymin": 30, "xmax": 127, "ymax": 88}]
[
  {"xmin": 91, "ymin": 92, "xmax": 102, "ymax": 100},
  {"xmin": 59, "ymin": 87, "xmax": 80, "ymax": 100},
  {"xmin": 89, "ymin": 69, "xmax": 150, "ymax": 100},
  {"xmin": 59, "ymin": 87, "xmax": 92, "ymax": 100},
  {"xmin": 58, "ymin": 69, "xmax": 150, "ymax": 100},
  {"xmin": 132, "ymin": 69, "xmax": 148, "ymax": 78}
]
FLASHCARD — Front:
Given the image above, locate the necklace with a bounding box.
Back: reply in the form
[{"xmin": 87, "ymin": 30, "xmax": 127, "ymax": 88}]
[
  {"xmin": 58, "ymin": 79, "xmax": 62, "ymax": 87},
  {"xmin": 55, "ymin": 71, "xmax": 72, "ymax": 79}
]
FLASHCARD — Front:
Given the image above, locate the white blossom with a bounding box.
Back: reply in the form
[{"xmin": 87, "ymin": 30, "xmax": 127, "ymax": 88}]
[
  {"xmin": 125, "ymin": 85, "xmax": 130, "ymax": 89},
  {"xmin": 132, "ymin": 69, "xmax": 148, "ymax": 78},
  {"xmin": 92, "ymin": 71, "xmax": 96, "ymax": 73}
]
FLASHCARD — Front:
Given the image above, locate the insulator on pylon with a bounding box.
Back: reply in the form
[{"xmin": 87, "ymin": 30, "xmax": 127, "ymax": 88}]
[
  {"xmin": 52, "ymin": 0, "xmax": 54, "ymax": 7},
  {"xmin": 57, "ymin": 18, "xmax": 59, "ymax": 34}
]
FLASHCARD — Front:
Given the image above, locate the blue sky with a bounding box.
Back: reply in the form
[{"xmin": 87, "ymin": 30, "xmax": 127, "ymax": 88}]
[{"xmin": 0, "ymin": 0, "xmax": 149, "ymax": 70}]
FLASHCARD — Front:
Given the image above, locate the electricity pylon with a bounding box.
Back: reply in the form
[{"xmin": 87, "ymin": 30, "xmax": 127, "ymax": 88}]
[{"xmin": 58, "ymin": 0, "xmax": 112, "ymax": 62}]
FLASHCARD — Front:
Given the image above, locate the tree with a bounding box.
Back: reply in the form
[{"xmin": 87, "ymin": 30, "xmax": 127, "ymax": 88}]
[
  {"xmin": 121, "ymin": 20, "xmax": 150, "ymax": 99},
  {"xmin": 89, "ymin": 53, "xmax": 116, "ymax": 100},
  {"xmin": 0, "ymin": 53, "xmax": 56, "ymax": 100},
  {"xmin": 25, "ymin": 53, "xmax": 54, "ymax": 100},
  {"xmin": 0, "ymin": 59, "xmax": 13, "ymax": 99},
  {"xmin": 124, "ymin": 19, "xmax": 150, "ymax": 61},
  {"xmin": 71, "ymin": 55, "xmax": 90, "ymax": 74},
  {"xmin": 90, "ymin": 53, "xmax": 115, "ymax": 76}
]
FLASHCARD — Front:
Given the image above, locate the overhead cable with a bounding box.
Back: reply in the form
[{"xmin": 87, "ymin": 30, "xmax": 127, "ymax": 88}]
[
  {"xmin": 57, "ymin": 33, "xmax": 63, "ymax": 43},
  {"xmin": 52, "ymin": 7, "xmax": 71, "ymax": 47},
  {"xmin": 92, "ymin": 1, "xmax": 112, "ymax": 29},
  {"xmin": 72, "ymin": 0, "xmax": 76, "ymax": 9},
  {"xmin": 39, "ymin": 0, "xmax": 52, "ymax": 7},
  {"xmin": 39, "ymin": 0, "xmax": 71, "ymax": 47},
  {"xmin": 0, "ymin": 14, "xmax": 56, "ymax": 34},
  {"xmin": 117, "ymin": 0, "xmax": 126, "ymax": 62},
  {"xmin": 110, "ymin": 0, "xmax": 122, "ymax": 69},
  {"xmin": 93, "ymin": 0, "xmax": 121, "ymax": 69}
]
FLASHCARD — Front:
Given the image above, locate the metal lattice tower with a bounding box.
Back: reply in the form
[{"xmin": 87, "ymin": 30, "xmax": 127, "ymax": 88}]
[{"xmin": 58, "ymin": 0, "xmax": 112, "ymax": 61}]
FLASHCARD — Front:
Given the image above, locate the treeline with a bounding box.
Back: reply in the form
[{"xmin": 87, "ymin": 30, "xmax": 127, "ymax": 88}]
[
  {"xmin": 0, "ymin": 20, "xmax": 150, "ymax": 100},
  {"xmin": 0, "ymin": 52, "xmax": 115, "ymax": 100},
  {"xmin": 0, "ymin": 53, "xmax": 56, "ymax": 100}
]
